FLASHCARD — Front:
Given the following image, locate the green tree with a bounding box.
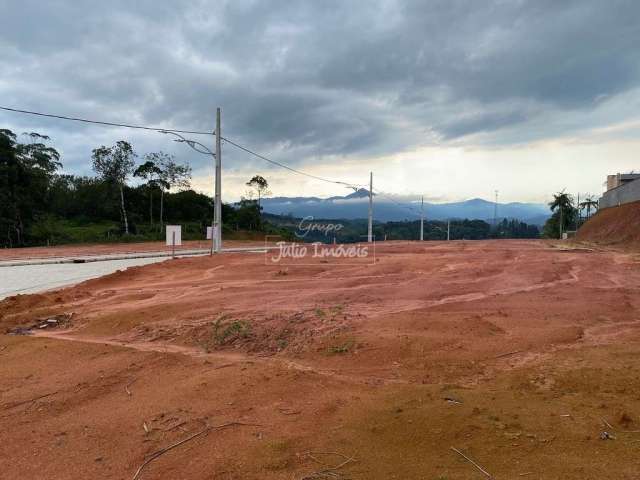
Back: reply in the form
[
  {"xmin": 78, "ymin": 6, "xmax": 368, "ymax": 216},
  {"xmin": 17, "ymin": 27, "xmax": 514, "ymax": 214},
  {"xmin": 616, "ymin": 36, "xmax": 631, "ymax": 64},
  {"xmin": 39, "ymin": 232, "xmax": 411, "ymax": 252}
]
[
  {"xmin": 579, "ymin": 195, "xmax": 598, "ymax": 220},
  {"xmin": 234, "ymin": 199, "xmax": 262, "ymax": 230},
  {"xmin": 91, "ymin": 141, "xmax": 136, "ymax": 234},
  {"xmin": 0, "ymin": 130, "xmax": 61, "ymax": 246},
  {"xmin": 543, "ymin": 191, "xmax": 576, "ymax": 238},
  {"xmin": 146, "ymin": 152, "xmax": 191, "ymax": 231},
  {"xmin": 134, "ymin": 159, "xmax": 166, "ymax": 228},
  {"xmin": 246, "ymin": 175, "xmax": 271, "ymax": 209}
]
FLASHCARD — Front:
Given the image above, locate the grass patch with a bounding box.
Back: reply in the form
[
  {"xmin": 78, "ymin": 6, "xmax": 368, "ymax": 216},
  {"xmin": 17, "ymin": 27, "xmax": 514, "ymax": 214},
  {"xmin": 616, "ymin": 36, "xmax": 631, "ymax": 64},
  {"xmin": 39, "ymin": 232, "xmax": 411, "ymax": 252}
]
[
  {"xmin": 327, "ymin": 339, "xmax": 355, "ymax": 355},
  {"xmin": 213, "ymin": 318, "xmax": 252, "ymax": 345}
]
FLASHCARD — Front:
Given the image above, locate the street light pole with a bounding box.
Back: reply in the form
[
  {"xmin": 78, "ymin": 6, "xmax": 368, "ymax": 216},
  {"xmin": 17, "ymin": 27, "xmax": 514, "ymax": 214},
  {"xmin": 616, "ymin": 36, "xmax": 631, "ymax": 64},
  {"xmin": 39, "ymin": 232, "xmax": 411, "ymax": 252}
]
[
  {"xmin": 160, "ymin": 120, "xmax": 221, "ymax": 254},
  {"xmin": 214, "ymin": 108, "xmax": 222, "ymax": 253}
]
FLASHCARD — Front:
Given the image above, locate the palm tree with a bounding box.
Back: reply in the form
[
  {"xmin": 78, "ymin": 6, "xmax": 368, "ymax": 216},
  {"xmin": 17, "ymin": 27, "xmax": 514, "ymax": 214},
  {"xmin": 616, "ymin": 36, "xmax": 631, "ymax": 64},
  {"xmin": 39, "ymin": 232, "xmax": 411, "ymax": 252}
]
[
  {"xmin": 547, "ymin": 190, "xmax": 576, "ymax": 238},
  {"xmin": 579, "ymin": 195, "xmax": 598, "ymax": 220}
]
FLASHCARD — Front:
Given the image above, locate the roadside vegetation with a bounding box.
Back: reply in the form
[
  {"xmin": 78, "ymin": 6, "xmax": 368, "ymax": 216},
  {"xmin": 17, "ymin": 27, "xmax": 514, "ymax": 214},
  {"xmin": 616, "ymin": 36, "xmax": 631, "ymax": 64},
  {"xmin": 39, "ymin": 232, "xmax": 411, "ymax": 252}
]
[
  {"xmin": 3, "ymin": 128, "xmax": 547, "ymax": 248},
  {"xmin": 0, "ymin": 129, "xmax": 291, "ymax": 247}
]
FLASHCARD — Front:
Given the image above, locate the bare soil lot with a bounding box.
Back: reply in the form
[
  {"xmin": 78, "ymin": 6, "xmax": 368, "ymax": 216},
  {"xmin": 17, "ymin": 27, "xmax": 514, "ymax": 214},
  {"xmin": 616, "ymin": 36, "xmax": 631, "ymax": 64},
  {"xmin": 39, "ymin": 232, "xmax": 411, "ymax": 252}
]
[{"xmin": 2, "ymin": 240, "xmax": 640, "ymax": 479}]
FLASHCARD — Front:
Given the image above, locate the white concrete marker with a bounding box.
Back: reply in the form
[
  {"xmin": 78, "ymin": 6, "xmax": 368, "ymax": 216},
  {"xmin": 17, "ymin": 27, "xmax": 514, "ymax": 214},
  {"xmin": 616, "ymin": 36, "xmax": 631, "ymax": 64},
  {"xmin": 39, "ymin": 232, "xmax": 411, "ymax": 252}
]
[
  {"xmin": 166, "ymin": 225, "xmax": 182, "ymax": 258},
  {"xmin": 166, "ymin": 225, "xmax": 182, "ymax": 246}
]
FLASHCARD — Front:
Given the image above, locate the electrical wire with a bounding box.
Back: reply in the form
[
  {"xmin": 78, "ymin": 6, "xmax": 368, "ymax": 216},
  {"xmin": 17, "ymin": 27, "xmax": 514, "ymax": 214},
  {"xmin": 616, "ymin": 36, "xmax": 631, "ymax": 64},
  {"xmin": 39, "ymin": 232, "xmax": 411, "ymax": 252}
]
[
  {"xmin": 372, "ymin": 189, "xmax": 422, "ymax": 218},
  {"xmin": 220, "ymin": 136, "xmax": 364, "ymax": 189},
  {"xmin": 0, "ymin": 106, "xmax": 214, "ymax": 136},
  {"xmin": 3, "ymin": 105, "xmax": 430, "ymax": 226},
  {"xmin": 1, "ymin": 105, "xmax": 365, "ymax": 190}
]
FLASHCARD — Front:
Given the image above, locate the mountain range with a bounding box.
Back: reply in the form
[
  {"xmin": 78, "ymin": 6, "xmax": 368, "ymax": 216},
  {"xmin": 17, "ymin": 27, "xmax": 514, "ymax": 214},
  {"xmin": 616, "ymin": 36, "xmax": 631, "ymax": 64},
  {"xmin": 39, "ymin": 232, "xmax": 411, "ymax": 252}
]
[{"xmin": 260, "ymin": 189, "xmax": 550, "ymax": 225}]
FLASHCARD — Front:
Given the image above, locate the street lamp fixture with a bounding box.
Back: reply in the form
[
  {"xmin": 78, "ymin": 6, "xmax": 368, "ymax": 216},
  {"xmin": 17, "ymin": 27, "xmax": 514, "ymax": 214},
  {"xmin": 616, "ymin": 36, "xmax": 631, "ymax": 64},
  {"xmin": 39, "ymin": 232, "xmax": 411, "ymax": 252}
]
[{"xmin": 160, "ymin": 116, "xmax": 222, "ymax": 253}]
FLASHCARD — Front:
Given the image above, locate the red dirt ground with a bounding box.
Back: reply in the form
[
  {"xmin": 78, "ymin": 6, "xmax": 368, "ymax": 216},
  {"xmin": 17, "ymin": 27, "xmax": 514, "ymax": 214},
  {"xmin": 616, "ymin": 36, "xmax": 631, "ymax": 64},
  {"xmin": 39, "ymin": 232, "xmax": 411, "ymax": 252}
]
[
  {"xmin": 2, "ymin": 240, "xmax": 640, "ymax": 479},
  {"xmin": 576, "ymin": 200, "xmax": 640, "ymax": 249}
]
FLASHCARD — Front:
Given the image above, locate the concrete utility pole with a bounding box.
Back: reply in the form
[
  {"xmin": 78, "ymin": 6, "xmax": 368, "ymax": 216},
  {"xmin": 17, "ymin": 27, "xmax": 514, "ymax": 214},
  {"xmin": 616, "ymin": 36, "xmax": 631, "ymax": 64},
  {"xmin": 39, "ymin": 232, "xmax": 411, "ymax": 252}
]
[
  {"xmin": 447, "ymin": 220, "xmax": 450, "ymax": 241},
  {"xmin": 160, "ymin": 126, "xmax": 218, "ymax": 253},
  {"xmin": 420, "ymin": 195, "xmax": 424, "ymax": 241},
  {"xmin": 214, "ymin": 107, "xmax": 222, "ymax": 253},
  {"xmin": 368, "ymin": 172, "xmax": 373, "ymax": 243}
]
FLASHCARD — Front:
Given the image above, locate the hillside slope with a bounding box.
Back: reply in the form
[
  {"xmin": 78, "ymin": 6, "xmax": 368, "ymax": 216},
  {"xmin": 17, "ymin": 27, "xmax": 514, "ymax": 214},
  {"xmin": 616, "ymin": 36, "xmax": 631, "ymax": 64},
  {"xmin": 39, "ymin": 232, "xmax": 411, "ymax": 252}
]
[{"xmin": 576, "ymin": 200, "xmax": 640, "ymax": 248}]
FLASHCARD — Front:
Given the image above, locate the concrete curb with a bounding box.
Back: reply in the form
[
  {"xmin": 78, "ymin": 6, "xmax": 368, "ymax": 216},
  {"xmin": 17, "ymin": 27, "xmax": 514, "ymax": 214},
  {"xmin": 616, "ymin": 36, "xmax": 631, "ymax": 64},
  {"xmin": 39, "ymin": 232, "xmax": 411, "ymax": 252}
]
[{"xmin": 0, "ymin": 246, "xmax": 275, "ymax": 268}]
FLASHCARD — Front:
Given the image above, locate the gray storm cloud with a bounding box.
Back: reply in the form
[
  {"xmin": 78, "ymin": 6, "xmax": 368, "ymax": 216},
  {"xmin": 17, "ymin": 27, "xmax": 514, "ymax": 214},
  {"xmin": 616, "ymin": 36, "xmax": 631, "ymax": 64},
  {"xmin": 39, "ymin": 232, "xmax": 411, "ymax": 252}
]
[{"xmin": 1, "ymin": 0, "xmax": 639, "ymax": 177}]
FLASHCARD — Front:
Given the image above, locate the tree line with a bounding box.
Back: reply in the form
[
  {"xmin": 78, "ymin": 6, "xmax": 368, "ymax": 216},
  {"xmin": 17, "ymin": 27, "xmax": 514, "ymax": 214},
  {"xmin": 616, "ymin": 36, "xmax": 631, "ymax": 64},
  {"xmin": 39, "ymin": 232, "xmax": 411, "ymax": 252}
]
[
  {"xmin": 265, "ymin": 214, "xmax": 541, "ymax": 243},
  {"xmin": 4, "ymin": 128, "xmax": 579, "ymax": 248},
  {"xmin": 0, "ymin": 129, "xmax": 271, "ymax": 247}
]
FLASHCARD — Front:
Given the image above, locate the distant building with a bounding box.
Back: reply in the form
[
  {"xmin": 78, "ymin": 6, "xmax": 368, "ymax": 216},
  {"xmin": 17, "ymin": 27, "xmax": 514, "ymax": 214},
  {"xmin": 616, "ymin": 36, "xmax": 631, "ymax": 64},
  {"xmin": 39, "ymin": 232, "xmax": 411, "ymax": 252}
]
[
  {"xmin": 600, "ymin": 172, "xmax": 640, "ymax": 209},
  {"xmin": 606, "ymin": 173, "xmax": 640, "ymax": 191}
]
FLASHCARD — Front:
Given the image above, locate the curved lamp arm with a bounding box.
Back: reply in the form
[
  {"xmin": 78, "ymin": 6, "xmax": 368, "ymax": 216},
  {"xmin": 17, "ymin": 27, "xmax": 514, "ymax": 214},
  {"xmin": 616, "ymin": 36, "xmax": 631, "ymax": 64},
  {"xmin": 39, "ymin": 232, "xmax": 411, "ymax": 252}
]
[{"xmin": 161, "ymin": 130, "xmax": 215, "ymax": 157}]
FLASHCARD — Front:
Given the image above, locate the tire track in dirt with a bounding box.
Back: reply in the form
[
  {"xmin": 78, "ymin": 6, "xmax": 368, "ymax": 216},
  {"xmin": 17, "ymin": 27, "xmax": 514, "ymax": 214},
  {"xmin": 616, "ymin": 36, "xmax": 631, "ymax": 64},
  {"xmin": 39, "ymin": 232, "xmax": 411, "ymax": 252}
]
[
  {"xmin": 385, "ymin": 265, "xmax": 582, "ymax": 315},
  {"xmin": 29, "ymin": 330, "xmax": 409, "ymax": 386},
  {"xmin": 26, "ymin": 263, "xmax": 585, "ymax": 386}
]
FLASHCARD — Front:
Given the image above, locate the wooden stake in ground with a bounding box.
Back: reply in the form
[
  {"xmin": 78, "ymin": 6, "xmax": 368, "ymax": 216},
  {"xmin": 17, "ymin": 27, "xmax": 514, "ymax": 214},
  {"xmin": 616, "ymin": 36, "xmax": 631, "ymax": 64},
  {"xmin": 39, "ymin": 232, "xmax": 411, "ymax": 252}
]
[
  {"xmin": 494, "ymin": 350, "xmax": 522, "ymax": 359},
  {"xmin": 300, "ymin": 452, "xmax": 356, "ymax": 480},
  {"xmin": 131, "ymin": 422, "xmax": 258, "ymax": 480},
  {"xmin": 125, "ymin": 378, "xmax": 136, "ymax": 397},
  {"xmin": 3, "ymin": 391, "xmax": 59, "ymax": 410},
  {"xmin": 451, "ymin": 447, "xmax": 493, "ymax": 479}
]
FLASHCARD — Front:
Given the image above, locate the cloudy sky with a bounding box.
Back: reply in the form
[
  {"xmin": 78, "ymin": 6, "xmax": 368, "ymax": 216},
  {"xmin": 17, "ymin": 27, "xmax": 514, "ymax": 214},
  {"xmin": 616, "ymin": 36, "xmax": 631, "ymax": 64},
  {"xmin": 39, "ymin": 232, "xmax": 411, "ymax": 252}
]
[{"xmin": 1, "ymin": 0, "xmax": 639, "ymax": 204}]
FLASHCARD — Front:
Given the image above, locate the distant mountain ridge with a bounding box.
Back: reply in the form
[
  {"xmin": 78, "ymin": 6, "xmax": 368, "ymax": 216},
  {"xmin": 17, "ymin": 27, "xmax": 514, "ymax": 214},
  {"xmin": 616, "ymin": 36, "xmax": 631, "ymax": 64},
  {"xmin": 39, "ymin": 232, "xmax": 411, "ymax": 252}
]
[{"xmin": 260, "ymin": 190, "xmax": 550, "ymax": 225}]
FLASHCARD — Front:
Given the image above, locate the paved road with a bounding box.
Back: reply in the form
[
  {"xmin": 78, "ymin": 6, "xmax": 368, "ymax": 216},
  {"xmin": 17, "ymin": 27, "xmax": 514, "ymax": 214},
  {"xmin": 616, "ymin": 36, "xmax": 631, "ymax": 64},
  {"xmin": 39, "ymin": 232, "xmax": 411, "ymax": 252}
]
[
  {"xmin": 0, "ymin": 247, "xmax": 275, "ymax": 300},
  {"xmin": 0, "ymin": 257, "xmax": 171, "ymax": 300},
  {"xmin": 0, "ymin": 246, "xmax": 273, "ymax": 267}
]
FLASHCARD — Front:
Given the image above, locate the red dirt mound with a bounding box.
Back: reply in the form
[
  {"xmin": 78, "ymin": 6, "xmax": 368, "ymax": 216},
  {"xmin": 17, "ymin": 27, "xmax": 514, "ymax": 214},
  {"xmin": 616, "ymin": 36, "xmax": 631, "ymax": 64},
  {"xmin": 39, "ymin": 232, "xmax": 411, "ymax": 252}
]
[{"xmin": 576, "ymin": 200, "xmax": 640, "ymax": 248}]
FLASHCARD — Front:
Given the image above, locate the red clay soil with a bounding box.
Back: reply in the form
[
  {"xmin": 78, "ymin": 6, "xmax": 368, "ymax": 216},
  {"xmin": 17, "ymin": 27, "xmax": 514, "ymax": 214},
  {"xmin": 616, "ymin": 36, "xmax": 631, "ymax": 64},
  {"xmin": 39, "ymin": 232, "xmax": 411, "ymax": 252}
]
[
  {"xmin": 1, "ymin": 240, "xmax": 640, "ymax": 479},
  {"xmin": 576, "ymin": 200, "xmax": 640, "ymax": 249}
]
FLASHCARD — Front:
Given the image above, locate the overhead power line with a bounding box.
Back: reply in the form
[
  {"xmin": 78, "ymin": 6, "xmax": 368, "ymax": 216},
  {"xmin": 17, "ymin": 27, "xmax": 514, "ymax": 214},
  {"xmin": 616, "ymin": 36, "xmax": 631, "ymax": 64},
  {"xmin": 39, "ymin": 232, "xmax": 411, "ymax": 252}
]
[
  {"xmin": 0, "ymin": 106, "xmax": 214, "ymax": 136},
  {"xmin": 220, "ymin": 136, "xmax": 363, "ymax": 189},
  {"xmin": 1, "ymin": 105, "xmax": 364, "ymax": 189},
  {"xmin": 373, "ymin": 189, "xmax": 422, "ymax": 218}
]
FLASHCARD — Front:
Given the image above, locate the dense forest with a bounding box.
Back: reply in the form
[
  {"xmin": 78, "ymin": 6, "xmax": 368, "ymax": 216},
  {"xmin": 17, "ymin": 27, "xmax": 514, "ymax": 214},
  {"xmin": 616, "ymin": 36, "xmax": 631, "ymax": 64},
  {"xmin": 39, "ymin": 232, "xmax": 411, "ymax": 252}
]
[{"xmin": 1, "ymin": 129, "xmax": 542, "ymax": 248}]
